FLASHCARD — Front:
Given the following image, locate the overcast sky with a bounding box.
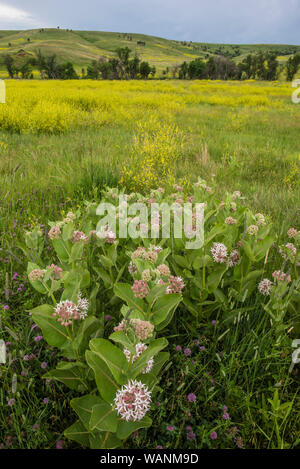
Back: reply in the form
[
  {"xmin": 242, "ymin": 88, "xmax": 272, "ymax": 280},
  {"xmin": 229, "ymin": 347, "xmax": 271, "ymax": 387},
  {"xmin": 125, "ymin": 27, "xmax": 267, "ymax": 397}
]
[{"xmin": 0, "ymin": 0, "xmax": 299, "ymax": 44}]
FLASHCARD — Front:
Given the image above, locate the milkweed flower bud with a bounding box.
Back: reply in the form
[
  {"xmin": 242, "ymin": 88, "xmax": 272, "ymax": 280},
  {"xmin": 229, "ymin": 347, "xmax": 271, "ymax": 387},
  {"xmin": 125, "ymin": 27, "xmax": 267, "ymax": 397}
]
[
  {"xmin": 287, "ymin": 228, "xmax": 298, "ymax": 239},
  {"xmin": 131, "ymin": 280, "xmax": 149, "ymax": 299},
  {"xmin": 29, "ymin": 269, "xmax": 46, "ymax": 281},
  {"xmin": 156, "ymin": 264, "xmax": 171, "ymax": 277},
  {"xmin": 142, "ymin": 269, "xmax": 152, "ymax": 282},
  {"xmin": 285, "ymin": 243, "xmax": 297, "ymax": 257},
  {"xmin": 128, "ymin": 261, "xmax": 138, "ymax": 274},
  {"xmin": 225, "ymin": 217, "xmax": 237, "ymax": 225},
  {"xmin": 247, "ymin": 225, "xmax": 259, "ymax": 236},
  {"xmin": 130, "ymin": 319, "xmax": 154, "ymax": 341},
  {"xmin": 48, "ymin": 264, "xmax": 62, "ymax": 280},
  {"xmin": 255, "ymin": 213, "xmax": 266, "ymax": 226},
  {"xmin": 272, "ymin": 271, "xmax": 291, "ymax": 283},
  {"xmin": 72, "ymin": 231, "xmax": 88, "ymax": 243},
  {"xmin": 48, "ymin": 226, "xmax": 61, "ymax": 240},
  {"xmin": 77, "ymin": 292, "xmax": 89, "ymax": 319}
]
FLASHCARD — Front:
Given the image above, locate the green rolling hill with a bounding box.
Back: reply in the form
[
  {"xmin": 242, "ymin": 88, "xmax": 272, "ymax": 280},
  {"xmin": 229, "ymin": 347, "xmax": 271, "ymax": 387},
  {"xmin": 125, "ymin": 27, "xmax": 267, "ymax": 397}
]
[{"xmin": 0, "ymin": 28, "xmax": 299, "ymax": 77}]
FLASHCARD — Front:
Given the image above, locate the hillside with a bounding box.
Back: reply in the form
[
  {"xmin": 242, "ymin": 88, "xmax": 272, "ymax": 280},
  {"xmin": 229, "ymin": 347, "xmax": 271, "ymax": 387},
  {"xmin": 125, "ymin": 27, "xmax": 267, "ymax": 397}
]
[{"xmin": 0, "ymin": 28, "xmax": 300, "ymax": 77}]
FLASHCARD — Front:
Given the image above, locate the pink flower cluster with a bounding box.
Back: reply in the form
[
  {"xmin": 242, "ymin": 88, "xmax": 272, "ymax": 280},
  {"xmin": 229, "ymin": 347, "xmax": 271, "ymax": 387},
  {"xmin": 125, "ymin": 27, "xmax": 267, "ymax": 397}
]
[
  {"xmin": 228, "ymin": 250, "xmax": 240, "ymax": 267},
  {"xmin": 131, "ymin": 280, "xmax": 150, "ymax": 299},
  {"xmin": 53, "ymin": 300, "xmax": 81, "ymax": 327},
  {"xmin": 211, "ymin": 243, "xmax": 228, "ymax": 263},
  {"xmin": 131, "ymin": 319, "xmax": 154, "ymax": 341},
  {"xmin": 287, "ymin": 228, "xmax": 298, "ymax": 239},
  {"xmin": 28, "ymin": 269, "xmax": 46, "ymax": 282},
  {"xmin": 272, "ymin": 271, "xmax": 291, "ymax": 283},
  {"xmin": 166, "ymin": 276, "xmax": 185, "ymax": 294},
  {"xmin": 258, "ymin": 278, "xmax": 273, "ymax": 296},
  {"xmin": 53, "ymin": 293, "xmax": 89, "ymax": 326},
  {"xmin": 114, "ymin": 380, "xmax": 151, "ymax": 421},
  {"xmin": 72, "ymin": 231, "xmax": 88, "ymax": 243},
  {"xmin": 48, "ymin": 264, "xmax": 63, "ymax": 280}
]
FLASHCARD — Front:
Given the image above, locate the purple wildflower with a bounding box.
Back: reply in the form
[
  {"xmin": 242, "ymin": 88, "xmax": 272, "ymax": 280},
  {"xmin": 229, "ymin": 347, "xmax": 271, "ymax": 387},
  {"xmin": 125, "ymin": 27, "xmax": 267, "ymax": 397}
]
[{"xmin": 187, "ymin": 393, "xmax": 197, "ymax": 402}]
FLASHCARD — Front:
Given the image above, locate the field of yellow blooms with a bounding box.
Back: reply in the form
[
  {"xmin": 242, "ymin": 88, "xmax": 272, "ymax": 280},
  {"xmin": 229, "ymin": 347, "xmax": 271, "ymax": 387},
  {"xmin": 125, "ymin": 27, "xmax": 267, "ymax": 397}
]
[
  {"xmin": 0, "ymin": 79, "xmax": 299, "ymax": 221},
  {"xmin": 0, "ymin": 79, "xmax": 298, "ymax": 134}
]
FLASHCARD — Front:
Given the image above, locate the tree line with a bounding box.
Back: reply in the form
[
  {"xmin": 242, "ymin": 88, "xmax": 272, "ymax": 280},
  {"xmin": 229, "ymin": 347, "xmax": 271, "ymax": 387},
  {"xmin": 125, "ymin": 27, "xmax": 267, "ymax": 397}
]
[
  {"xmin": 2, "ymin": 48, "xmax": 300, "ymax": 81},
  {"xmin": 86, "ymin": 47, "xmax": 155, "ymax": 79},
  {"xmin": 178, "ymin": 51, "xmax": 300, "ymax": 81},
  {"xmin": 2, "ymin": 47, "xmax": 155, "ymax": 80}
]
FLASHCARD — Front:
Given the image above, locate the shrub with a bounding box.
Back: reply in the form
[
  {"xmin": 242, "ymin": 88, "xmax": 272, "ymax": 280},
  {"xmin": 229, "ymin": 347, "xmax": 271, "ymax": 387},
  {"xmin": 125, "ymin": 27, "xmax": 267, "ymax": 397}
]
[{"xmin": 24, "ymin": 181, "xmax": 300, "ymax": 448}]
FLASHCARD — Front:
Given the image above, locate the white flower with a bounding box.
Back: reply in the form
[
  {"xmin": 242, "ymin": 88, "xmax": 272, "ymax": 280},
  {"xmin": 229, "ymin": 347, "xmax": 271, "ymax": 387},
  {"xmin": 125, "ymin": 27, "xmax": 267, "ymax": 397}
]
[
  {"xmin": 211, "ymin": 243, "xmax": 228, "ymax": 263},
  {"xmin": 114, "ymin": 380, "xmax": 151, "ymax": 421},
  {"xmin": 258, "ymin": 279, "xmax": 272, "ymax": 296},
  {"xmin": 228, "ymin": 249, "xmax": 240, "ymax": 267},
  {"xmin": 124, "ymin": 343, "xmax": 154, "ymax": 374},
  {"xmin": 77, "ymin": 291, "xmax": 89, "ymax": 320}
]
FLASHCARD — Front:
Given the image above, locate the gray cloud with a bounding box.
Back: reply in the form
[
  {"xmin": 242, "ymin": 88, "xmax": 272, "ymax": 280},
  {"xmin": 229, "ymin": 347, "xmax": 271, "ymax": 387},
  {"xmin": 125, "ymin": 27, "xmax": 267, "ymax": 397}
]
[{"xmin": 1, "ymin": 0, "xmax": 300, "ymax": 44}]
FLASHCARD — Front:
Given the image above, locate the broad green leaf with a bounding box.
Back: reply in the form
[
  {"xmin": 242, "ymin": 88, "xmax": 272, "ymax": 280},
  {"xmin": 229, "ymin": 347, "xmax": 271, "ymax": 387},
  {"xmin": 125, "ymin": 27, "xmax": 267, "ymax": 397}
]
[
  {"xmin": 45, "ymin": 362, "xmax": 89, "ymax": 391},
  {"xmin": 151, "ymin": 293, "xmax": 181, "ymax": 325},
  {"xmin": 52, "ymin": 237, "xmax": 70, "ymax": 263},
  {"xmin": 71, "ymin": 394, "xmax": 103, "ymax": 430},
  {"xmin": 90, "ymin": 403, "xmax": 118, "ymax": 432},
  {"xmin": 85, "ymin": 350, "xmax": 118, "ymax": 403},
  {"xmin": 89, "ymin": 431, "xmax": 121, "ymax": 449},
  {"xmin": 64, "ymin": 420, "xmax": 90, "ymax": 447},
  {"xmin": 89, "ymin": 338, "xmax": 128, "ymax": 385},
  {"xmin": 206, "ymin": 265, "xmax": 227, "ymax": 294},
  {"xmin": 151, "ymin": 352, "xmax": 170, "ymax": 376},
  {"xmin": 253, "ymin": 236, "xmax": 274, "ymax": 261},
  {"xmin": 114, "ymin": 283, "xmax": 146, "ymax": 314},
  {"xmin": 73, "ymin": 316, "xmax": 102, "ymax": 357},
  {"xmin": 116, "ymin": 416, "xmax": 152, "ymax": 440},
  {"xmin": 109, "ymin": 331, "xmax": 136, "ymax": 354},
  {"xmin": 30, "ymin": 304, "xmax": 70, "ymax": 349}
]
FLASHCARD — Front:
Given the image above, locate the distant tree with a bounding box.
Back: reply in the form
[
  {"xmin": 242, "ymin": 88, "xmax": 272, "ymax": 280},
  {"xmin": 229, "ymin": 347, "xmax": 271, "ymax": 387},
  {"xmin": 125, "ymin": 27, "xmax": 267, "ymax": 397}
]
[
  {"xmin": 188, "ymin": 58, "xmax": 207, "ymax": 79},
  {"xmin": 3, "ymin": 54, "xmax": 16, "ymax": 78},
  {"xmin": 286, "ymin": 53, "xmax": 300, "ymax": 81},
  {"xmin": 19, "ymin": 60, "xmax": 32, "ymax": 79},
  {"xmin": 150, "ymin": 66, "xmax": 156, "ymax": 78},
  {"xmin": 128, "ymin": 54, "xmax": 140, "ymax": 79},
  {"xmin": 86, "ymin": 60, "xmax": 100, "ymax": 79},
  {"xmin": 116, "ymin": 47, "xmax": 131, "ymax": 78},
  {"xmin": 57, "ymin": 62, "xmax": 78, "ymax": 79},
  {"xmin": 179, "ymin": 61, "xmax": 189, "ymax": 79},
  {"xmin": 265, "ymin": 52, "xmax": 278, "ymax": 80},
  {"xmin": 139, "ymin": 61, "xmax": 152, "ymax": 79}
]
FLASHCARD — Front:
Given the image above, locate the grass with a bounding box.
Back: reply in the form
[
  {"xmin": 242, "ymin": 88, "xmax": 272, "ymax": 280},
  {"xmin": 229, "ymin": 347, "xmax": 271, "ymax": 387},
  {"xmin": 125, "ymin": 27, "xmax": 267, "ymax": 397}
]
[{"xmin": 0, "ymin": 78, "xmax": 299, "ymax": 449}]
